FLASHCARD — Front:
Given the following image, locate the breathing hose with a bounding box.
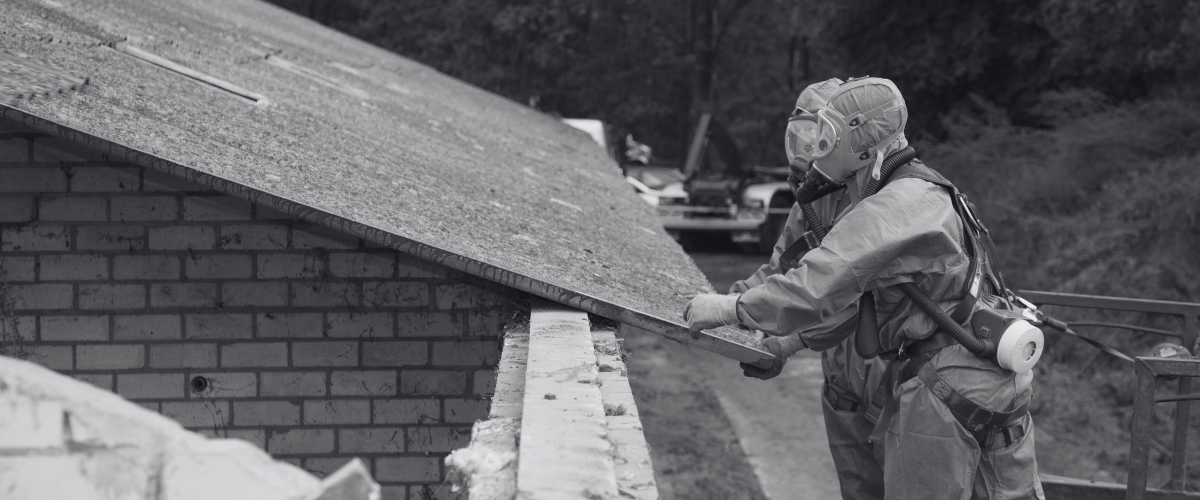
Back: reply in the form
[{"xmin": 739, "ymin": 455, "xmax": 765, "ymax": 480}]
[{"xmin": 848, "ymin": 146, "xmax": 996, "ymax": 361}]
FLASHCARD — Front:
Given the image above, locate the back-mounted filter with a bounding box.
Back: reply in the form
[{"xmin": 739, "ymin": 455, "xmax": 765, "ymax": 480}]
[{"xmin": 972, "ymin": 308, "xmax": 1044, "ymax": 373}]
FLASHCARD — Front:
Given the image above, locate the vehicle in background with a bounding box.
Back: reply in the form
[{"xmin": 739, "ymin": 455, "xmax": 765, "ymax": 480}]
[{"xmin": 563, "ymin": 116, "xmax": 793, "ymax": 254}]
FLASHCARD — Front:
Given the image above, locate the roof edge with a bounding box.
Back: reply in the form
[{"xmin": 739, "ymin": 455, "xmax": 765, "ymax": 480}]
[{"xmin": 0, "ymin": 105, "xmax": 769, "ymax": 363}]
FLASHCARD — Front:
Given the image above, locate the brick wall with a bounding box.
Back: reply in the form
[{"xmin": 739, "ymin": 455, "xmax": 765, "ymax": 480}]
[{"xmin": 0, "ymin": 120, "xmax": 508, "ymax": 500}]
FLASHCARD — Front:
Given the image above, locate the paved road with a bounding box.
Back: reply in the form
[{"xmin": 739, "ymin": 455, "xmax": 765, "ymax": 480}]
[{"xmin": 629, "ymin": 245, "xmax": 844, "ymax": 499}]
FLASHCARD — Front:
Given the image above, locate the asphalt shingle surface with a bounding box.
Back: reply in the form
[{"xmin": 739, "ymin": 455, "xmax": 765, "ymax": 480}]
[{"xmin": 0, "ymin": 0, "xmax": 766, "ymax": 361}]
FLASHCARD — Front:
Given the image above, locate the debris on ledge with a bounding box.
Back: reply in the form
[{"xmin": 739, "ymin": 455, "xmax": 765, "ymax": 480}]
[{"xmin": 0, "ymin": 355, "xmax": 379, "ymax": 500}]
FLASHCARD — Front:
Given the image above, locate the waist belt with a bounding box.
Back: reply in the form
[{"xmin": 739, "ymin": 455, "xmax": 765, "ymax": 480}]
[
  {"xmin": 864, "ymin": 331, "xmax": 958, "ymax": 424},
  {"xmin": 823, "ymin": 381, "xmax": 863, "ymax": 413},
  {"xmin": 916, "ymin": 362, "xmax": 1031, "ymax": 449}
]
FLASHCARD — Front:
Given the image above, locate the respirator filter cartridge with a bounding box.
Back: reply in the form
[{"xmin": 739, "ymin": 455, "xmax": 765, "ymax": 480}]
[{"xmin": 972, "ymin": 308, "xmax": 1045, "ymax": 373}]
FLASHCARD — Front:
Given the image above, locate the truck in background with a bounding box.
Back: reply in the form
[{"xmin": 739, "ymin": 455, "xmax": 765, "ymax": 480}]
[{"xmin": 564, "ymin": 115, "xmax": 794, "ymax": 254}]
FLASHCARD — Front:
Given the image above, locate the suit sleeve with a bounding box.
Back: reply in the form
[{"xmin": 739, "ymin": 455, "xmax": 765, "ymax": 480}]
[
  {"xmin": 735, "ymin": 179, "xmax": 966, "ymax": 351},
  {"xmin": 729, "ymin": 204, "xmax": 806, "ymax": 293}
]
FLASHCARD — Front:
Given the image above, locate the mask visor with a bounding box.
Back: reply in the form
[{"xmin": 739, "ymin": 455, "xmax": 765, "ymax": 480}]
[
  {"xmin": 785, "ymin": 116, "xmax": 820, "ymax": 166},
  {"xmin": 812, "ymin": 109, "xmax": 841, "ymax": 161}
]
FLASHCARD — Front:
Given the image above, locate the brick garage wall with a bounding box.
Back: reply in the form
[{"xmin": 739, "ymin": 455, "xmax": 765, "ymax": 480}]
[{"xmin": 0, "ymin": 121, "xmax": 507, "ymax": 500}]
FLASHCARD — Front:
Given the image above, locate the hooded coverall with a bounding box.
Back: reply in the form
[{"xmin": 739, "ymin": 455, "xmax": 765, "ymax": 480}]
[
  {"xmin": 730, "ymin": 187, "xmax": 886, "ymax": 500},
  {"xmin": 735, "ymin": 163, "xmax": 1044, "ymax": 500}
]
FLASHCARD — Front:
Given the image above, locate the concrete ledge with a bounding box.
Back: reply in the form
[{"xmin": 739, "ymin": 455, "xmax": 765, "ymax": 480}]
[{"xmin": 446, "ymin": 303, "xmax": 659, "ymax": 500}]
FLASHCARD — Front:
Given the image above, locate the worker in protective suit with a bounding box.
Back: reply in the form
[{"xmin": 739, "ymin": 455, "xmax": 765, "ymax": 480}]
[
  {"xmin": 729, "ymin": 77, "xmax": 886, "ymax": 500},
  {"xmin": 687, "ymin": 77, "xmax": 1043, "ymax": 500}
]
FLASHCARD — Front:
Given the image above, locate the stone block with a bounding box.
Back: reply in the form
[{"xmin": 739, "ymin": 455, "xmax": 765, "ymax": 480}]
[
  {"xmin": 292, "ymin": 226, "xmax": 357, "ymax": 250},
  {"xmin": 444, "ymin": 399, "xmax": 491, "ymax": 424},
  {"xmin": 375, "ymin": 457, "xmax": 441, "ymax": 483},
  {"xmin": 148, "ymin": 225, "xmax": 216, "ymax": 250},
  {"xmin": 432, "ymin": 284, "xmax": 507, "ymax": 310},
  {"xmin": 149, "ymin": 343, "xmax": 216, "ymax": 368},
  {"xmin": 0, "ymin": 255, "xmax": 35, "ymax": 281},
  {"xmin": 69, "ymin": 166, "xmax": 139, "ymax": 191},
  {"xmin": 258, "ymin": 254, "xmax": 324, "ymax": 279},
  {"xmin": 185, "ymin": 313, "xmax": 253, "ymax": 339},
  {"xmin": 473, "ymin": 370, "xmax": 497, "ymax": 395},
  {"xmin": 185, "ymin": 254, "xmax": 252, "ymax": 279},
  {"xmin": 79, "ymin": 284, "xmax": 146, "ymax": 310},
  {"xmin": 268, "ymin": 428, "xmax": 335, "ymax": 455},
  {"xmin": 8, "ymin": 284, "xmax": 73, "ymax": 310},
  {"xmin": 406, "ymin": 427, "xmax": 470, "ymax": 452},
  {"xmin": 37, "ymin": 196, "xmax": 107, "ymax": 221},
  {"xmin": 190, "ymin": 372, "xmax": 257, "ymax": 398},
  {"xmin": 329, "ymin": 253, "xmax": 395, "ymax": 278},
  {"xmin": 117, "ymin": 373, "xmax": 184, "ymax": 399},
  {"xmin": 73, "ymin": 373, "xmax": 113, "ymax": 391},
  {"xmin": 2, "ymin": 226, "xmax": 70, "ymax": 252},
  {"xmin": 464, "ymin": 308, "xmax": 503, "ymax": 337},
  {"xmin": 0, "ymin": 196, "xmax": 33, "ymax": 222},
  {"xmin": 25, "ymin": 345, "xmax": 73, "ymax": 370},
  {"xmin": 338, "ymin": 427, "xmax": 406, "ymax": 453},
  {"xmin": 219, "ymin": 224, "xmax": 288, "ymax": 250},
  {"xmin": 110, "ymin": 196, "xmax": 178, "ymax": 222},
  {"xmin": 331, "ymin": 370, "xmax": 396, "ymax": 396},
  {"xmin": 32, "ymin": 136, "xmax": 107, "ymax": 163},
  {"xmin": 362, "ymin": 341, "xmax": 428, "ymax": 367},
  {"xmin": 162, "ymin": 401, "xmax": 230, "ymax": 427},
  {"xmin": 113, "ymin": 255, "xmax": 181, "ymax": 280},
  {"xmin": 143, "ymin": 169, "xmax": 201, "ymax": 192},
  {"xmin": 77, "ymin": 344, "xmax": 144, "ymax": 370},
  {"xmin": 395, "ymin": 255, "xmax": 446, "ymax": 279},
  {"xmin": 292, "ymin": 340, "xmax": 358, "ymax": 367},
  {"xmin": 76, "ymin": 225, "xmax": 145, "ymax": 251},
  {"xmin": 303, "ymin": 399, "xmax": 370, "ymax": 425},
  {"xmin": 400, "ymin": 371, "xmax": 465, "ymax": 396},
  {"xmin": 0, "ymin": 167, "xmax": 68, "ymax": 192},
  {"xmin": 260, "ymin": 372, "xmax": 326, "ymax": 397},
  {"xmin": 372, "ymin": 399, "xmax": 440, "ymax": 425},
  {"xmin": 222, "ymin": 282, "xmax": 288, "ymax": 308},
  {"xmin": 257, "ymin": 312, "xmax": 322, "ymax": 338},
  {"xmin": 221, "ymin": 342, "xmax": 288, "ymax": 368},
  {"xmin": 431, "ymin": 340, "xmax": 500, "ymax": 367},
  {"xmin": 233, "ymin": 400, "xmax": 300, "ymax": 426},
  {"xmin": 182, "ymin": 196, "xmax": 251, "ymax": 221},
  {"xmin": 304, "ymin": 458, "xmax": 354, "ymax": 479},
  {"xmin": 114, "ymin": 314, "xmax": 181, "ymax": 340},
  {"xmin": 326, "ymin": 312, "xmax": 391, "ymax": 338},
  {"xmin": 41, "ymin": 315, "xmax": 108, "ymax": 341},
  {"xmin": 150, "ymin": 283, "xmax": 217, "ymax": 308},
  {"xmin": 291, "ymin": 282, "xmax": 359, "ymax": 307},
  {"xmin": 362, "ymin": 282, "xmax": 428, "ymax": 308},
  {"xmin": 39, "ymin": 254, "xmax": 107, "ymax": 281},
  {"xmin": 397, "ymin": 312, "xmax": 462, "ymax": 337}
]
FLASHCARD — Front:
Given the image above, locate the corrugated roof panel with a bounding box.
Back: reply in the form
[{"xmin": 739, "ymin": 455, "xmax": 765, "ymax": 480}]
[{"xmin": 0, "ymin": 0, "xmax": 769, "ymax": 361}]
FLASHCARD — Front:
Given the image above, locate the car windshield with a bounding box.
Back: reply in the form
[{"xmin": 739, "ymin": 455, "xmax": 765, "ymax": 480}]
[{"xmin": 627, "ymin": 166, "xmax": 685, "ymax": 190}]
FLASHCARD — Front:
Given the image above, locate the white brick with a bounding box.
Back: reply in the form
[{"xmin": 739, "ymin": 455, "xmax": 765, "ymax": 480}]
[
  {"xmin": 70, "ymin": 166, "xmax": 139, "ymax": 192},
  {"xmin": 162, "ymin": 401, "xmax": 230, "ymax": 427},
  {"xmin": 77, "ymin": 344, "xmax": 144, "ymax": 370},
  {"xmin": 331, "ymin": 370, "xmax": 396, "ymax": 396},
  {"xmin": 79, "ymin": 284, "xmax": 145, "ymax": 309},
  {"xmin": 37, "ymin": 197, "xmax": 107, "ymax": 221},
  {"xmin": 2, "ymin": 226, "xmax": 70, "ymax": 252},
  {"xmin": 148, "ymin": 226, "xmax": 215, "ymax": 250},
  {"xmin": 39, "ymin": 254, "xmax": 107, "ymax": 281},
  {"xmin": 257, "ymin": 312, "xmax": 322, "ymax": 338},
  {"xmin": 185, "ymin": 254, "xmax": 251, "ymax": 279},
  {"xmin": 117, "ymin": 373, "xmax": 184, "ymax": 399},
  {"xmin": 182, "ymin": 196, "xmax": 251, "ymax": 221},
  {"xmin": 113, "ymin": 255, "xmax": 180, "ymax": 280},
  {"xmin": 114, "ymin": 314, "xmax": 181, "ymax": 340},
  {"xmin": 41, "ymin": 315, "xmax": 108, "ymax": 341},
  {"xmin": 76, "ymin": 226, "xmax": 145, "ymax": 251},
  {"xmin": 218, "ymin": 224, "xmax": 287, "ymax": 250},
  {"xmin": 111, "ymin": 196, "xmax": 178, "ymax": 221},
  {"xmin": 221, "ymin": 342, "xmax": 288, "ymax": 368}
]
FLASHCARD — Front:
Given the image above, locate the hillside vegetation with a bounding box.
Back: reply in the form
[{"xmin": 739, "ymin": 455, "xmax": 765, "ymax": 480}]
[{"xmin": 922, "ymin": 89, "xmax": 1200, "ymax": 484}]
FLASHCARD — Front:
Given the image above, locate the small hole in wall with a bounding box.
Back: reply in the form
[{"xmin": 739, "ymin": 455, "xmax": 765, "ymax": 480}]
[{"xmin": 190, "ymin": 376, "xmax": 209, "ymax": 393}]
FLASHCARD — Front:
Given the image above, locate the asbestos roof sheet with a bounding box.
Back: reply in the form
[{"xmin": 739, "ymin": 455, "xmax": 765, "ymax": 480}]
[{"xmin": 0, "ymin": 0, "xmax": 767, "ymax": 360}]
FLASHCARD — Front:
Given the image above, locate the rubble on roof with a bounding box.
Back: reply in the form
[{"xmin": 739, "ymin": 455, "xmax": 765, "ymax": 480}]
[{"xmin": 0, "ymin": 355, "xmax": 379, "ymax": 500}]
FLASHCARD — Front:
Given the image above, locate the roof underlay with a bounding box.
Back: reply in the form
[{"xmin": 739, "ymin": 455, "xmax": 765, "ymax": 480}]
[{"xmin": 0, "ymin": 0, "xmax": 767, "ymax": 362}]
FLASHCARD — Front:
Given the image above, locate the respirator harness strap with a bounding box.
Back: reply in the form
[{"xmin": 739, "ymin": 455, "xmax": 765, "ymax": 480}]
[{"xmin": 917, "ymin": 363, "xmax": 1031, "ymax": 449}]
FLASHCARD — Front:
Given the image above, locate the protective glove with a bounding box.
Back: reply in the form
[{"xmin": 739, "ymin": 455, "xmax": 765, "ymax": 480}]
[
  {"xmin": 741, "ymin": 334, "xmax": 808, "ymax": 380},
  {"xmin": 728, "ymin": 280, "xmax": 750, "ymax": 294},
  {"xmin": 682, "ymin": 293, "xmax": 741, "ymax": 337}
]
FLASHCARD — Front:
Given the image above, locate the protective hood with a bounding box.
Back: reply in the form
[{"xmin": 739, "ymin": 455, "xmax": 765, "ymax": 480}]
[
  {"xmin": 786, "ymin": 78, "xmax": 844, "ymax": 169},
  {"xmin": 810, "ymin": 77, "xmax": 908, "ymax": 184}
]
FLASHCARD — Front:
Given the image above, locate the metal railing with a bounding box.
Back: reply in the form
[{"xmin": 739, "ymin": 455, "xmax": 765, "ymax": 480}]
[{"xmin": 1019, "ymin": 290, "xmax": 1200, "ymax": 500}]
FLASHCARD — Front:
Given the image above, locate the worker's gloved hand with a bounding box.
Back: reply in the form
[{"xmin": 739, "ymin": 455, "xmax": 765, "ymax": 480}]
[
  {"xmin": 741, "ymin": 334, "xmax": 807, "ymax": 380},
  {"xmin": 728, "ymin": 280, "xmax": 750, "ymax": 294},
  {"xmin": 682, "ymin": 293, "xmax": 741, "ymax": 338}
]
